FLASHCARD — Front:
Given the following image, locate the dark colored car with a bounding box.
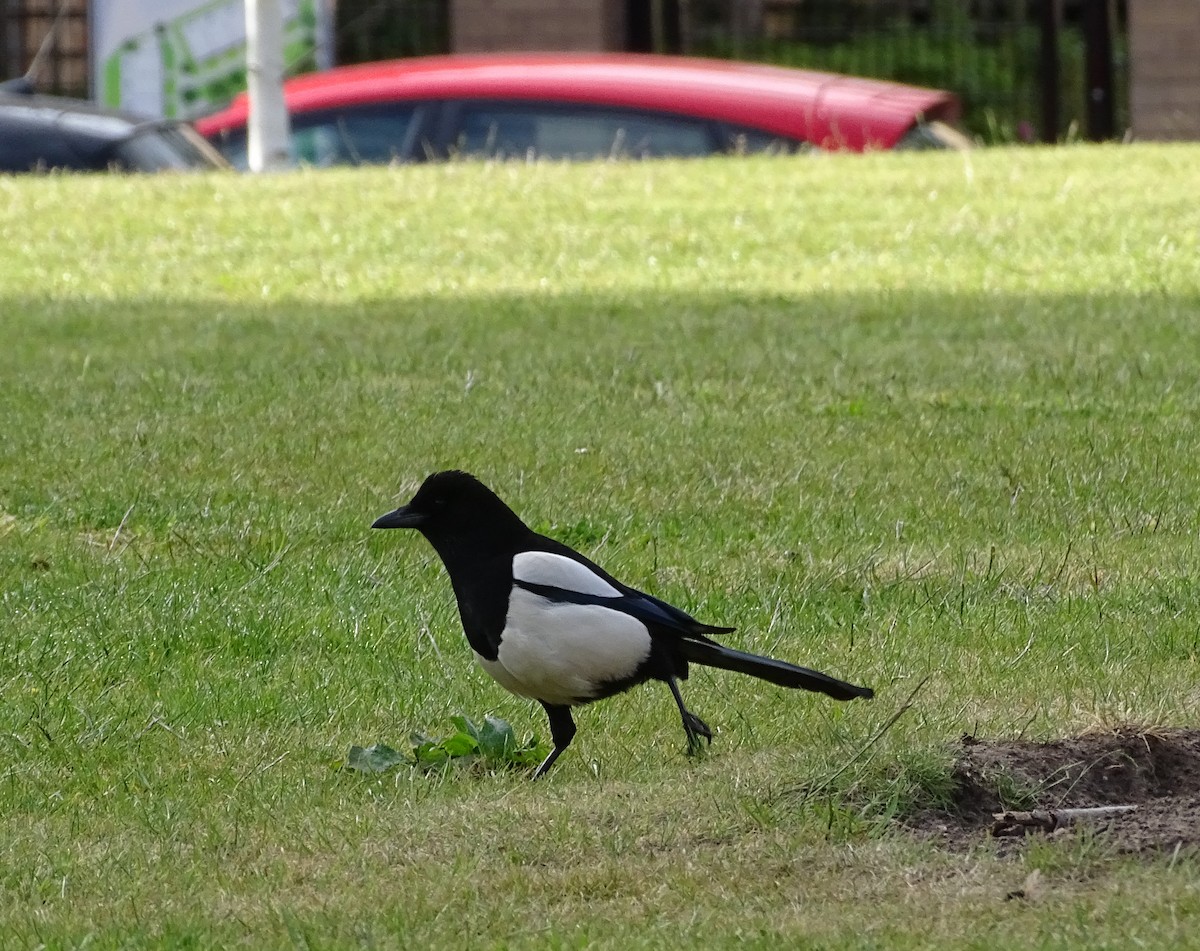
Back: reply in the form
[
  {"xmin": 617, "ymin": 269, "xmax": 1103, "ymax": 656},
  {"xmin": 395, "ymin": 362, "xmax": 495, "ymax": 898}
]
[
  {"xmin": 195, "ymin": 52, "xmax": 966, "ymax": 168},
  {"xmin": 0, "ymin": 86, "xmax": 228, "ymax": 174}
]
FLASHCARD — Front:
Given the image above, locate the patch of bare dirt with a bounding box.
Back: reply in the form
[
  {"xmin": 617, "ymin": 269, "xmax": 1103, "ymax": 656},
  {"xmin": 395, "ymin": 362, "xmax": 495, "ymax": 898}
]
[{"xmin": 908, "ymin": 727, "xmax": 1200, "ymax": 854}]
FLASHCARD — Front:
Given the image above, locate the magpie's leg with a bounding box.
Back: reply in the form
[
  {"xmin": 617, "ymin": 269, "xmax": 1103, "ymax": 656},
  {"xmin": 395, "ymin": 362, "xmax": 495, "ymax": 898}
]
[
  {"xmin": 666, "ymin": 676, "xmax": 712, "ymax": 756},
  {"xmin": 532, "ymin": 702, "xmax": 576, "ymax": 780}
]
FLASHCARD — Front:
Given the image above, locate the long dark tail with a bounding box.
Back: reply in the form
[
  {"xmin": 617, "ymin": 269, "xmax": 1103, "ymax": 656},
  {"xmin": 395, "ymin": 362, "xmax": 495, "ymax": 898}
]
[{"xmin": 680, "ymin": 639, "xmax": 874, "ymax": 701}]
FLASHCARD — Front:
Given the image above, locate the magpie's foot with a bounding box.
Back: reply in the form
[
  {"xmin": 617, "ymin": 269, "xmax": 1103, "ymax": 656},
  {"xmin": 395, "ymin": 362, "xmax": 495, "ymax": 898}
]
[{"xmin": 683, "ymin": 712, "xmax": 713, "ymax": 757}]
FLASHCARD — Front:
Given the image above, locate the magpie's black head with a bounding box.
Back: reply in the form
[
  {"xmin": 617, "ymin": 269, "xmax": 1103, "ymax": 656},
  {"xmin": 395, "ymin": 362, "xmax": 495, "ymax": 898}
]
[{"xmin": 372, "ymin": 470, "xmax": 530, "ymax": 554}]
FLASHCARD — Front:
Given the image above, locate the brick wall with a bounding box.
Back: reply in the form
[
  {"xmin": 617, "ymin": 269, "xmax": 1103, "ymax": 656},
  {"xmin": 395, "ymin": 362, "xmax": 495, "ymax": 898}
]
[
  {"xmin": 451, "ymin": 0, "xmax": 625, "ymax": 52},
  {"xmin": 1129, "ymin": 0, "xmax": 1200, "ymax": 140}
]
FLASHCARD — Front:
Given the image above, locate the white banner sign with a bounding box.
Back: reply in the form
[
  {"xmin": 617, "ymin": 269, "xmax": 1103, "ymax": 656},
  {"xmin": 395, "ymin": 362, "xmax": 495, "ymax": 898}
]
[{"xmin": 90, "ymin": 0, "xmax": 331, "ymax": 119}]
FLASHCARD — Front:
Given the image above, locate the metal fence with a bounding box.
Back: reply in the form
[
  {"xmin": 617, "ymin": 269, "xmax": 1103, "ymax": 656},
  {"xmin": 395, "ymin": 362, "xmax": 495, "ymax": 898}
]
[
  {"xmin": 685, "ymin": 0, "xmax": 1128, "ymax": 143},
  {"xmin": 333, "ymin": 0, "xmax": 449, "ymax": 65}
]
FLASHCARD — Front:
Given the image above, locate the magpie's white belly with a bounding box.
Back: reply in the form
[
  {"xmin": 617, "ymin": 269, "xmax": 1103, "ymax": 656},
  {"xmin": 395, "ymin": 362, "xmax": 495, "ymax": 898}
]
[{"xmin": 476, "ymin": 587, "xmax": 651, "ymax": 707}]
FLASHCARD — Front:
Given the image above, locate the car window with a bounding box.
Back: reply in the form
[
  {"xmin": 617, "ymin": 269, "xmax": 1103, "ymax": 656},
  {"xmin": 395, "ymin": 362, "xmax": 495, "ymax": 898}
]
[
  {"xmin": 724, "ymin": 125, "xmax": 818, "ymax": 155},
  {"xmin": 452, "ymin": 102, "xmax": 716, "ymax": 160},
  {"xmin": 213, "ymin": 103, "xmax": 426, "ymax": 169},
  {"xmin": 293, "ymin": 103, "xmax": 425, "ymax": 165}
]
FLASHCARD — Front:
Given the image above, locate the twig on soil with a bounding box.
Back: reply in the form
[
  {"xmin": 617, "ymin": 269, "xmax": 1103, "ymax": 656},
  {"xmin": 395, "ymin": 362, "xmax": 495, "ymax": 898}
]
[{"xmin": 991, "ymin": 804, "xmax": 1138, "ymax": 837}]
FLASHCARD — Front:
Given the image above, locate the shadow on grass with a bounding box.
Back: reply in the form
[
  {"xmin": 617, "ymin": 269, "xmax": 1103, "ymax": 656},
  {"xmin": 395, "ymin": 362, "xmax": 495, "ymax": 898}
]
[{"xmin": 5, "ymin": 285, "xmax": 1198, "ymax": 381}]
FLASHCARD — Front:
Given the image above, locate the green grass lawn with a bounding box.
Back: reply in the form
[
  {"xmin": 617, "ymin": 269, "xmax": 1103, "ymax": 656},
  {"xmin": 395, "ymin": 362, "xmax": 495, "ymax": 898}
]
[{"xmin": 2, "ymin": 145, "xmax": 1200, "ymax": 949}]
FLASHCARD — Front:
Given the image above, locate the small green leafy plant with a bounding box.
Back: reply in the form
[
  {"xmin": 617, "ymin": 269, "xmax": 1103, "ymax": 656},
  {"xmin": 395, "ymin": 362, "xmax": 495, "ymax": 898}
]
[{"xmin": 347, "ymin": 715, "xmax": 545, "ymax": 775}]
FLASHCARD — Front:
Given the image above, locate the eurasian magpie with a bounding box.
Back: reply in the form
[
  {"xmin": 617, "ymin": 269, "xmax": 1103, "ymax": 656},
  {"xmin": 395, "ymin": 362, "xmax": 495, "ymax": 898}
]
[{"xmin": 373, "ymin": 470, "xmax": 873, "ymax": 778}]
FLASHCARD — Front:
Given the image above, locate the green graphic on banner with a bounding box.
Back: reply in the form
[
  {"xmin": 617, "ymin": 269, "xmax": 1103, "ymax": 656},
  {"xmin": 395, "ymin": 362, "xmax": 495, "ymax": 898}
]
[{"xmin": 100, "ymin": 0, "xmax": 321, "ymax": 118}]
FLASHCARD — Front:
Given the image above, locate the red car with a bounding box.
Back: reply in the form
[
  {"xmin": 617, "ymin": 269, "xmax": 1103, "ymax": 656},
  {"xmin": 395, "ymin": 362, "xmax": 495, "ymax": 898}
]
[{"xmin": 195, "ymin": 53, "xmax": 964, "ymax": 167}]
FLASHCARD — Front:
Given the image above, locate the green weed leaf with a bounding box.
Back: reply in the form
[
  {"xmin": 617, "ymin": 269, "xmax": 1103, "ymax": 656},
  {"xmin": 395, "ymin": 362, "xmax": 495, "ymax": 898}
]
[
  {"xmin": 349, "ymin": 715, "xmax": 546, "ymax": 776},
  {"xmin": 439, "ymin": 731, "xmax": 480, "ymax": 758},
  {"xmin": 449, "ymin": 715, "xmax": 481, "ymax": 742},
  {"xmin": 346, "ymin": 743, "xmax": 407, "ymax": 774},
  {"xmin": 478, "ymin": 715, "xmax": 518, "ymax": 759}
]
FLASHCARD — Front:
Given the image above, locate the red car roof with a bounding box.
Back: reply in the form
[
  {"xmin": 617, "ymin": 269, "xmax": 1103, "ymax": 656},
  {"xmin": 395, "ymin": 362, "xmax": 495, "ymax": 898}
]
[{"xmin": 195, "ymin": 53, "xmax": 960, "ymax": 152}]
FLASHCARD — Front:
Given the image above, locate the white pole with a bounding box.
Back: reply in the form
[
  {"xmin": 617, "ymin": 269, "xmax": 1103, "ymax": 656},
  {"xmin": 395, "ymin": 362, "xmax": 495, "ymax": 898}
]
[{"xmin": 244, "ymin": 0, "xmax": 291, "ymax": 172}]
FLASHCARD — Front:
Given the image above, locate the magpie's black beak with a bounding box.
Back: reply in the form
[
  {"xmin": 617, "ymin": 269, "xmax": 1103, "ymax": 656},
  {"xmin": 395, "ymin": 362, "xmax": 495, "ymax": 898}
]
[{"xmin": 372, "ymin": 505, "xmax": 427, "ymax": 529}]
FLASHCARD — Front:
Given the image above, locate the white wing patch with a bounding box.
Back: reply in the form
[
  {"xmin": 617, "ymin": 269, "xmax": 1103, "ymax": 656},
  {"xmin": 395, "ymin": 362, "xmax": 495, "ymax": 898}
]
[
  {"xmin": 477, "ymin": 587, "xmax": 651, "ymax": 706},
  {"xmin": 512, "ymin": 550, "xmax": 621, "ymax": 598}
]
